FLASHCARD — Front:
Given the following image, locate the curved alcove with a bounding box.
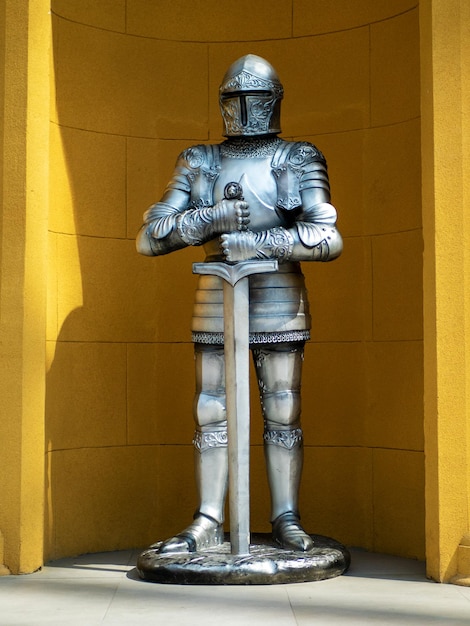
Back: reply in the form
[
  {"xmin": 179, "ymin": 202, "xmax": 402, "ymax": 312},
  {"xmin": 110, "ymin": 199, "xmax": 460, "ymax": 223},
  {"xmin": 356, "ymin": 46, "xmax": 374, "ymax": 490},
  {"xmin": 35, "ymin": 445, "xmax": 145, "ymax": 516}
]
[{"xmin": 46, "ymin": 0, "xmax": 423, "ymax": 561}]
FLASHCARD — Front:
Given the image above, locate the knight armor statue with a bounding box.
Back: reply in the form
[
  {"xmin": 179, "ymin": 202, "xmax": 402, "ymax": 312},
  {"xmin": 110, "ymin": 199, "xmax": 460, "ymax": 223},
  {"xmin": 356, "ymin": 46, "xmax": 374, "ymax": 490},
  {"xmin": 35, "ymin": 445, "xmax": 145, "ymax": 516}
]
[{"xmin": 136, "ymin": 54, "xmax": 342, "ymax": 553}]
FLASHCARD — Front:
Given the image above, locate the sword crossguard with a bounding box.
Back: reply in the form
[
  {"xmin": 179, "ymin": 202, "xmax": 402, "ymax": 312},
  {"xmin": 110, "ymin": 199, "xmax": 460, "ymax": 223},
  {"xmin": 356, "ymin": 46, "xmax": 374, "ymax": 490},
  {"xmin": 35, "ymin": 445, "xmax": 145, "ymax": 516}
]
[{"xmin": 193, "ymin": 259, "xmax": 278, "ymax": 286}]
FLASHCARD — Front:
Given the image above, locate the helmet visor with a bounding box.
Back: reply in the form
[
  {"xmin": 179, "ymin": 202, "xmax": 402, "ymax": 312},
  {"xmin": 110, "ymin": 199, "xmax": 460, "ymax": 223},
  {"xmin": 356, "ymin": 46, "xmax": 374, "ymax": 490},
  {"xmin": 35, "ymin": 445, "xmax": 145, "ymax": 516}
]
[{"xmin": 220, "ymin": 91, "xmax": 278, "ymax": 136}]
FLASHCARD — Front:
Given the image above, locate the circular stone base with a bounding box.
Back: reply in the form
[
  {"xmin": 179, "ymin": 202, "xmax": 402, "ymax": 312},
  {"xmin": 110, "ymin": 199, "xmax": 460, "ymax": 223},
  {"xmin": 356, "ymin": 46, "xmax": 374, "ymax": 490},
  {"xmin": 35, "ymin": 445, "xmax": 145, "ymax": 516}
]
[{"xmin": 137, "ymin": 534, "xmax": 350, "ymax": 585}]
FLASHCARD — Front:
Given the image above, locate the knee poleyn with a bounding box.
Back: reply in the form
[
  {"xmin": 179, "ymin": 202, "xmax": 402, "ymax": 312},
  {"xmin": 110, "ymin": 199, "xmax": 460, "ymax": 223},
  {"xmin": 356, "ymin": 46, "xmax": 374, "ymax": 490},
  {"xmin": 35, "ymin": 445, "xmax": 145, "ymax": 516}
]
[
  {"xmin": 194, "ymin": 391, "xmax": 226, "ymax": 427},
  {"xmin": 261, "ymin": 390, "xmax": 301, "ymax": 428}
]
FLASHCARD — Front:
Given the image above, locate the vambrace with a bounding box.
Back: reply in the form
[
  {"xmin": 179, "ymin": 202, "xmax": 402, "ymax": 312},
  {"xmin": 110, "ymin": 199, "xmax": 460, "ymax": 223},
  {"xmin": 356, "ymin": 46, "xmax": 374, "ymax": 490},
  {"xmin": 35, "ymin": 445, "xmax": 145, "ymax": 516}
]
[
  {"xmin": 177, "ymin": 206, "xmax": 215, "ymax": 246},
  {"xmin": 137, "ymin": 202, "xmax": 186, "ymax": 256},
  {"xmin": 291, "ymin": 223, "xmax": 342, "ymax": 261},
  {"xmin": 143, "ymin": 202, "xmax": 181, "ymax": 238},
  {"xmin": 254, "ymin": 227, "xmax": 295, "ymax": 261},
  {"xmin": 141, "ymin": 204, "xmax": 219, "ymax": 252}
]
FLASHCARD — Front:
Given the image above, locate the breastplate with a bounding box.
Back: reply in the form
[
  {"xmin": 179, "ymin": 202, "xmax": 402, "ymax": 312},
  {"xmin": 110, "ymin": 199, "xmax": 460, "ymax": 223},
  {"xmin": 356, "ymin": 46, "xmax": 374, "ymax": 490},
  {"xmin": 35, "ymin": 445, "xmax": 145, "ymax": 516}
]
[
  {"xmin": 213, "ymin": 156, "xmax": 286, "ymax": 232},
  {"xmin": 194, "ymin": 148, "xmax": 311, "ymax": 342}
]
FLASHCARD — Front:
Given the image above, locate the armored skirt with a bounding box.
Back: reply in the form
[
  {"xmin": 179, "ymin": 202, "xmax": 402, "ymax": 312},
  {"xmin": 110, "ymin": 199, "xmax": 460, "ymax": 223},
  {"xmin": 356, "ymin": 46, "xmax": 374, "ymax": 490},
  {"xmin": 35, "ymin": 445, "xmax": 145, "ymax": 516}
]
[{"xmin": 191, "ymin": 261, "xmax": 311, "ymax": 345}]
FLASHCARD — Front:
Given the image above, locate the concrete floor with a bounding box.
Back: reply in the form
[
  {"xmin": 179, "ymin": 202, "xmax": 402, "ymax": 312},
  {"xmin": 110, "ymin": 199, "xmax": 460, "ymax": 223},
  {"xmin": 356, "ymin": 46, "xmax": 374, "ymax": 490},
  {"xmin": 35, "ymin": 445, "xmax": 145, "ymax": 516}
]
[{"xmin": 1, "ymin": 548, "xmax": 470, "ymax": 625}]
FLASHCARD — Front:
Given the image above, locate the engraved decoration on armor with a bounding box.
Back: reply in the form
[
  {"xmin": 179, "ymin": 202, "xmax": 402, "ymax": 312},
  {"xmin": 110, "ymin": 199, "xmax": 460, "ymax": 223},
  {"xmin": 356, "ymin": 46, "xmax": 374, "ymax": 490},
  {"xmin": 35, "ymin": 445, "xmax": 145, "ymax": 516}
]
[
  {"xmin": 253, "ymin": 349, "xmax": 268, "ymax": 367},
  {"xmin": 277, "ymin": 195, "xmax": 302, "ymax": 211},
  {"xmin": 272, "ymin": 165, "xmax": 285, "ymax": 179},
  {"xmin": 193, "ymin": 430, "xmax": 228, "ymax": 452},
  {"xmin": 188, "ymin": 198, "xmax": 210, "ymax": 210},
  {"xmin": 289, "ymin": 144, "xmax": 324, "ymax": 166},
  {"xmin": 222, "ymin": 97, "xmax": 277, "ymax": 136},
  {"xmin": 177, "ymin": 210, "xmax": 210, "ymax": 246},
  {"xmin": 260, "ymin": 227, "xmax": 294, "ymax": 261},
  {"xmin": 272, "ymin": 164, "xmax": 302, "ymax": 212},
  {"xmin": 263, "ymin": 428, "xmax": 303, "ymax": 449},
  {"xmin": 221, "ymin": 69, "xmax": 283, "ymax": 98},
  {"xmin": 184, "ymin": 146, "xmax": 205, "ymax": 169},
  {"xmin": 203, "ymin": 169, "xmax": 219, "ymax": 182},
  {"xmin": 274, "ymin": 164, "xmax": 299, "ymax": 179},
  {"xmin": 246, "ymin": 97, "xmax": 275, "ymax": 135}
]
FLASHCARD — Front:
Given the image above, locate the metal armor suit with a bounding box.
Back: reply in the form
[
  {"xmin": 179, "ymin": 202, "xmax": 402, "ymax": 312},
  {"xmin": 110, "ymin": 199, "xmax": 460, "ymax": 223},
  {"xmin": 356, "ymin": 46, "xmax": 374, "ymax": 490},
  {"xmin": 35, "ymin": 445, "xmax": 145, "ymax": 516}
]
[{"xmin": 136, "ymin": 55, "xmax": 342, "ymax": 553}]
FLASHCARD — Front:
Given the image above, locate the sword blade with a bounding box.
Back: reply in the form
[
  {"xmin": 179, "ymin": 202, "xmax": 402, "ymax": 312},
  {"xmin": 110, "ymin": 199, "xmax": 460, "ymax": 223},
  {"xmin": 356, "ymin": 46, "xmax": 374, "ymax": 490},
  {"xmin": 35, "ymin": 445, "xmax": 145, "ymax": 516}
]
[{"xmin": 223, "ymin": 277, "xmax": 251, "ymax": 555}]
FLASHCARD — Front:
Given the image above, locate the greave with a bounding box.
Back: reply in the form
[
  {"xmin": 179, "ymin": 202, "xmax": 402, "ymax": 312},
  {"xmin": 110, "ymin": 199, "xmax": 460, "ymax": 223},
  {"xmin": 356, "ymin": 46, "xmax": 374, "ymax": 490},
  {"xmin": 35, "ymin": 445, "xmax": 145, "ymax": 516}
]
[
  {"xmin": 193, "ymin": 428, "xmax": 229, "ymax": 524},
  {"xmin": 156, "ymin": 428, "xmax": 227, "ymax": 554},
  {"xmin": 264, "ymin": 427, "xmax": 304, "ymax": 522},
  {"xmin": 264, "ymin": 427, "xmax": 313, "ymax": 551}
]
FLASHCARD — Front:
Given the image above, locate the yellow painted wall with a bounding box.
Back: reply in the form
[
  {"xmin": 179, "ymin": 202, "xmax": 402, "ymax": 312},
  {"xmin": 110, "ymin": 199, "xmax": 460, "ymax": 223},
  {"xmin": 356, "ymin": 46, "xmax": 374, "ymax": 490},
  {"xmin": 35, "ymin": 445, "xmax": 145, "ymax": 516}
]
[{"xmin": 45, "ymin": 0, "xmax": 424, "ymax": 562}]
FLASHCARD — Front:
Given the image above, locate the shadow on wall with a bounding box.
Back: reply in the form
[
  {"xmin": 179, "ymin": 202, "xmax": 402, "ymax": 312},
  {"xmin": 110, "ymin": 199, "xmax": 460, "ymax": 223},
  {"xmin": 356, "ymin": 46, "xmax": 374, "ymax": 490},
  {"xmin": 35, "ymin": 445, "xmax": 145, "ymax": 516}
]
[
  {"xmin": 44, "ymin": 125, "xmax": 201, "ymax": 558},
  {"xmin": 44, "ymin": 15, "xmax": 205, "ymax": 558}
]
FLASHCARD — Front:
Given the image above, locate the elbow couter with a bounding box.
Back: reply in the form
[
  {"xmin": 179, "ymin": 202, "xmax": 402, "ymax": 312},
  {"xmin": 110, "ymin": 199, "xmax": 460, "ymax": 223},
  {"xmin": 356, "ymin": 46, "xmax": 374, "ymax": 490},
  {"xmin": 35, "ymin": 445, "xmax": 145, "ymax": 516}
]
[
  {"xmin": 326, "ymin": 232, "xmax": 343, "ymax": 261},
  {"xmin": 136, "ymin": 229, "xmax": 156, "ymax": 256}
]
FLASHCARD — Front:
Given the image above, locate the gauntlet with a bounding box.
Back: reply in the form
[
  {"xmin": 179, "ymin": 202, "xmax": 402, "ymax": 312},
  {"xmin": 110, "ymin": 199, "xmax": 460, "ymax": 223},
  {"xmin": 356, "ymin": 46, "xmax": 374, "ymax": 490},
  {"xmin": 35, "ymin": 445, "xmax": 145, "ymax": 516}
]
[
  {"xmin": 220, "ymin": 227, "xmax": 294, "ymax": 262},
  {"xmin": 177, "ymin": 199, "xmax": 249, "ymax": 246}
]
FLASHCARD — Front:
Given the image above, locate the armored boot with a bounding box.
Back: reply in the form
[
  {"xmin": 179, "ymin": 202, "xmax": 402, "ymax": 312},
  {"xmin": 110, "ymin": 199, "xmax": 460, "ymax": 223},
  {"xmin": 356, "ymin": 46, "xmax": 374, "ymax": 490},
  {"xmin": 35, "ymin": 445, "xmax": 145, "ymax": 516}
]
[
  {"xmin": 157, "ymin": 428, "xmax": 228, "ymax": 553},
  {"xmin": 264, "ymin": 427, "xmax": 314, "ymax": 552}
]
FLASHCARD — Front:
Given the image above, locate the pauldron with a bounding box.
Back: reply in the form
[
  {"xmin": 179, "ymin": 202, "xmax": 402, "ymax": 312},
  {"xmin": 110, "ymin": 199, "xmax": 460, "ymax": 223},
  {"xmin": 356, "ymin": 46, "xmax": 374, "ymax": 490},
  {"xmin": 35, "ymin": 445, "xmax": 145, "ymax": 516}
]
[
  {"xmin": 167, "ymin": 145, "xmax": 221, "ymax": 210},
  {"xmin": 272, "ymin": 141, "xmax": 327, "ymax": 212}
]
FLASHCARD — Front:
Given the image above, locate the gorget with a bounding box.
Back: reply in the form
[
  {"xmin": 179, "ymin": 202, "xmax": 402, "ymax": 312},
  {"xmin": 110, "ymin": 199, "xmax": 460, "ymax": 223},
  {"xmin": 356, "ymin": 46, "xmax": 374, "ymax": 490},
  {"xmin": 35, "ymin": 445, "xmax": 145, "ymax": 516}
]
[{"xmin": 219, "ymin": 136, "xmax": 283, "ymax": 159}]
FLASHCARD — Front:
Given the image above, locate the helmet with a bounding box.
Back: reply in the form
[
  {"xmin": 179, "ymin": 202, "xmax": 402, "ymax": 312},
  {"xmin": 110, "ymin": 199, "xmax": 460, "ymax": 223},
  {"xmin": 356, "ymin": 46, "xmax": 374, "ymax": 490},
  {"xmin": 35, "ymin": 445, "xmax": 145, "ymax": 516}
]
[{"xmin": 219, "ymin": 54, "xmax": 283, "ymax": 137}]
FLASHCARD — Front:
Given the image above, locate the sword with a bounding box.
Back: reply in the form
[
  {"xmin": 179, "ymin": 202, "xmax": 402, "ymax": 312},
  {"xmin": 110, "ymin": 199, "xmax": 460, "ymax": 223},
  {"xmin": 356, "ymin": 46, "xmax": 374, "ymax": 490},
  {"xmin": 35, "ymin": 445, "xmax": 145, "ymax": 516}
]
[{"xmin": 193, "ymin": 183, "xmax": 278, "ymax": 555}]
